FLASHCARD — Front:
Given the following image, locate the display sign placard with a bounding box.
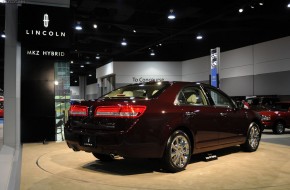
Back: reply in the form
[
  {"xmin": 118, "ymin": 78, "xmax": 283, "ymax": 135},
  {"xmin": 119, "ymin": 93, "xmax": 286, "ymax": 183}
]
[
  {"xmin": 18, "ymin": 4, "xmax": 71, "ymax": 49},
  {"xmin": 210, "ymin": 47, "xmax": 220, "ymax": 87}
]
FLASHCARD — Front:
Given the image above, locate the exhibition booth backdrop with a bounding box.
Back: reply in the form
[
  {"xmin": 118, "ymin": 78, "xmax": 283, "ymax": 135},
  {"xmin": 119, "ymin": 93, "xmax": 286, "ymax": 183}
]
[
  {"xmin": 86, "ymin": 36, "xmax": 290, "ymax": 99},
  {"xmin": 19, "ymin": 4, "xmax": 71, "ymax": 142}
]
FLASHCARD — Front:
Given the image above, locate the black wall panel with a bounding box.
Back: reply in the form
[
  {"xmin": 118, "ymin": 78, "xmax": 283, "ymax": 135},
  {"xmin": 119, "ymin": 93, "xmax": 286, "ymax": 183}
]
[{"xmin": 21, "ymin": 55, "xmax": 55, "ymax": 142}]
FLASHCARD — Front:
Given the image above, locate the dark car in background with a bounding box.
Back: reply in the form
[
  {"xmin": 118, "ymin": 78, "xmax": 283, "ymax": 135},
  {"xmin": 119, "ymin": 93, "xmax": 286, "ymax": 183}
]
[
  {"xmin": 65, "ymin": 81, "xmax": 262, "ymax": 172},
  {"xmin": 258, "ymin": 102, "xmax": 290, "ymax": 134}
]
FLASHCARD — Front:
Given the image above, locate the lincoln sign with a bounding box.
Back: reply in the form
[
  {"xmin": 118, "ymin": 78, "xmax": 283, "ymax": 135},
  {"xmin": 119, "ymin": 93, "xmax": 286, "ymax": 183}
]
[{"xmin": 19, "ymin": 4, "xmax": 71, "ymax": 49}]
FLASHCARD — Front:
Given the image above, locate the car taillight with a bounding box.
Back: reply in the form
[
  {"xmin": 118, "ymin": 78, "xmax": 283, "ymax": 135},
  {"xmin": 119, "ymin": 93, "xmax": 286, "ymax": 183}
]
[
  {"xmin": 69, "ymin": 105, "xmax": 88, "ymax": 116},
  {"xmin": 95, "ymin": 105, "xmax": 146, "ymax": 118}
]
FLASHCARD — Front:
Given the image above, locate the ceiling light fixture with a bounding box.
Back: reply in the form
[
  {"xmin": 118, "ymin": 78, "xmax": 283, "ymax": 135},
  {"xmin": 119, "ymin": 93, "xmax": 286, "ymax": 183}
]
[
  {"xmin": 1, "ymin": 33, "xmax": 5, "ymax": 38},
  {"xmin": 74, "ymin": 80, "xmax": 77, "ymax": 83},
  {"xmin": 75, "ymin": 22, "xmax": 82, "ymax": 30},
  {"xmin": 96, "ymin": 54, "xmax": 100, "ymax": 59},
  {"xmin": 196, "ymin": 34, "xmax": 203, "ymax": 40},
  {"xmin": 54, "ymin": 81, "xmax": 59, "ymax": 85},
  {"xmin": 70, "ymin": 71, "xmax": 73, "ymax": 74},
  {"xmin": 121, "ymin": 38, "xmax": 127, "ymax": 46},
  {"xmin": 133, "ymin": 29, "xmax": 136, "ymax": 33},
  {"xmin": 239, "ymin": 8, "xmax": 244, "ymax": 13},
  {"xmin": 288, "ymin": 3, "xmax": 290, "ymax": 8},
  {"xmin": 259, "ymin": 2, "xmax": 263, "ymax": 6},
  {"xmin": 168, "ymin": 9, "xmax": 176, "ymax": 20},
  {"xmin": 80, "ymin": 65, "xmax": 84, "ymax": 68},
  {"xmin": 89, "ymin": 74, "xmax": 92, "ymax": 77},
  {"xmin": 150, "ymin": 50, "xmax": 155, "ymax": 56},
  {"xmin": 70, "ymin": 60, "xmax": 74, "ymax": 64},
  {"xmin": 93, "ymin": 24, "xmax": 97, "ymax": 29}
]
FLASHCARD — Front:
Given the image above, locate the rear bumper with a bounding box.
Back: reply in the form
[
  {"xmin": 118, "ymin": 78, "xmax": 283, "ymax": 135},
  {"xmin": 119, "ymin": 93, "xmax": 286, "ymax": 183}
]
[{"xmin": 64, "ymin": 127, "xmax": 164, "ymax": 158}]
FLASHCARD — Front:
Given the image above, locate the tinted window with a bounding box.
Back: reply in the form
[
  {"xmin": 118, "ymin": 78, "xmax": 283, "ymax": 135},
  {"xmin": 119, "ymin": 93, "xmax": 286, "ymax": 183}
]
[
  {"xmin": 103, "ymin": 82, "xmax": 170, "ymax": 99},
  {"xmin": 205, "ymin": 88, "xmax": 233, "ymax": 108},
  {"xmin": 175, "ymin": 86, "xmax": 207, "ymax": 106}
]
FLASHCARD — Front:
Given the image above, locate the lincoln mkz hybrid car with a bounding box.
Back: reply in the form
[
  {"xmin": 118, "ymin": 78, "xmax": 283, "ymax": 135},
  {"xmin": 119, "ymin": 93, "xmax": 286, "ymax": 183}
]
[{"xmin": 65, "ymin": 81, "xmax": 262, "ymax": 172}]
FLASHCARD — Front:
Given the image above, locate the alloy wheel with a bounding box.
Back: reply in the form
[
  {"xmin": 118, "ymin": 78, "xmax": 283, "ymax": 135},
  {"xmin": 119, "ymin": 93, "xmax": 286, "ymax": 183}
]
[
  {"xmin": 170, "ymin": 135, "xmax": 190, "ymax": 168},
  {"xmin": 248, "ymin": 124, "xmax": 260, "ymax": 150}
]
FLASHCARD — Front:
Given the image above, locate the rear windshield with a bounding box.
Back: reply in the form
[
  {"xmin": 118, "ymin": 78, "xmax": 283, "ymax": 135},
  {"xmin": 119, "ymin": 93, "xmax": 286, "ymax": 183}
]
[{"xmin": 102, "ymin": 82, "xmax": 170, "ymax": 99}]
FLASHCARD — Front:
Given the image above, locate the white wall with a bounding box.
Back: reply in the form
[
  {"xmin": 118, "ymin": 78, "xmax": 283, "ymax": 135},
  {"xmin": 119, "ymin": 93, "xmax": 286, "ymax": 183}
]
[
  {"xmin": 254, "ymin": 37, "xmax": 290, "ymax": 75},
  {"xmin": 182, "ymin": 56, "xmax": 210, "ymax": 82},
  {"xmin": 182, "ymin": 36, "xmax": 290, "ymax": 96},
  {"xmin": 96, "ymin": 61, "xmax": 114, "ymax": 78},
  {"xmin": 94, "ymin": 36, "xmax": 290, "ymax": 97},
  {"xmin": 114, "ymin": 61, "xmax": 182, "ymax": 83}
]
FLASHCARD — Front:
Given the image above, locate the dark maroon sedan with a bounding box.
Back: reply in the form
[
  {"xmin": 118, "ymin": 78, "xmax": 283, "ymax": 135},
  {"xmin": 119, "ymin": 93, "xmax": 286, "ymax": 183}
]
[{"xmin": 65, "ymin": 81, "xmax": 262, "ymax": 172}]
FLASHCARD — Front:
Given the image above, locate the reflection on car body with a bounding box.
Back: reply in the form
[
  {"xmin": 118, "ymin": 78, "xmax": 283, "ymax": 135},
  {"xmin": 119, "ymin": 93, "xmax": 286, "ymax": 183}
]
[{"xmin": 65, "ymin": 81, "xmax": 262, "ymax": 172}]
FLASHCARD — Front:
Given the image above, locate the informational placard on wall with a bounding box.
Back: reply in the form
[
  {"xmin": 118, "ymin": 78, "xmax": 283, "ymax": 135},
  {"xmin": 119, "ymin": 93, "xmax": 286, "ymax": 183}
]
[
  {"xmin": 210, "ymin": 47, "xmax": 220, "ymax": 87},
  {"xmin": 116, "ymin": 75, "xmax": 182, "ymax": 84}
]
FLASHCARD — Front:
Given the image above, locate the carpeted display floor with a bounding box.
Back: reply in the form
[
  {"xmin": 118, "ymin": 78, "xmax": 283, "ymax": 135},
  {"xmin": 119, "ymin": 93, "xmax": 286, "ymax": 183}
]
[{"xmin": 20, "ymin": 131, "xmax": 290, "ymax": 190}]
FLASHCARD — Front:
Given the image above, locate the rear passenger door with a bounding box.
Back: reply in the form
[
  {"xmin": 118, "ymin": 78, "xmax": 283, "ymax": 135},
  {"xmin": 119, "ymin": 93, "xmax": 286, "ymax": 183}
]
[{"xmin": 176, "ymin": 86, "xmax": 220, "ymax": 148}]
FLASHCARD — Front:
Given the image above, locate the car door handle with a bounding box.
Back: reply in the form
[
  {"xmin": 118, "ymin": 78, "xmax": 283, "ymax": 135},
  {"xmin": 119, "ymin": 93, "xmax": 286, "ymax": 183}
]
[
  {"xmin": 185, "ymin": 111, "xmax": 196, "ymax": 117},
  {"xmin": 220, "ymin": 112, "xmax": 227, "ymax": 117}
]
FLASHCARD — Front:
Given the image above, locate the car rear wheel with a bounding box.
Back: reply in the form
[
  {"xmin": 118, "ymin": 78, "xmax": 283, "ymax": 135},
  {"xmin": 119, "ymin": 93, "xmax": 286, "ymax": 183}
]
[
  {"xmin": 92, "ymin": 153, "xmax": 115, "ymax": 162},
  {"xmin": 272, "ymin": 121, "xmax": 285, "ymax": 134},
  {"xmin": 241, "ymin": 122, "xmax": 261, "ymax": 152},
  {"xmin": 162, "ymin": 130, "xmax": 191, "ymax": 173}
]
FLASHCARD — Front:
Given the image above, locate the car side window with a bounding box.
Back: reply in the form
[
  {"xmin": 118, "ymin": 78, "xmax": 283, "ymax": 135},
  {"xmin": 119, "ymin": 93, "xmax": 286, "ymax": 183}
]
[
  {"xmin": 205, "ymin": 88, "xmax": 233, "ymax": 108},
  {"xmin": 176, "ymin": 86, "xmax": 207, "ymax": 106}
]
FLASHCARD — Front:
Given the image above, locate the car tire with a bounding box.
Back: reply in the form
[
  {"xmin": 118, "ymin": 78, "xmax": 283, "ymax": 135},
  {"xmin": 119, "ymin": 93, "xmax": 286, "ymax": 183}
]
[
  {"xmin": 272, "ymin": 121, "xmax": 285, "ymax": 134},
  {"xmin": 241, "ymin": 122, "xmax": 261, "ymax": 152},
  {"xmin": 162, "ymin": 130, "xmax": 192, "ymax": 173},
  {"xmin": 92, "ymin": 153, "xmax": 115, "ymax": 162}
]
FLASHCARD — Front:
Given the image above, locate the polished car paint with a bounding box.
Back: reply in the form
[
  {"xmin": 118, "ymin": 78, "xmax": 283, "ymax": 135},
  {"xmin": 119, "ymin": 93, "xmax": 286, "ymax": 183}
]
[{"xmin": 65, "ymin": 82, "xmax": 262, "ymax": 172}]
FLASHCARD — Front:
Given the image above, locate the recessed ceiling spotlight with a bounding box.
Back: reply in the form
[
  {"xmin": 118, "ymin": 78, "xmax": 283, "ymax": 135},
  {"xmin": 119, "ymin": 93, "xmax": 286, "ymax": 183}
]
[
  {"xmin": 96, "ymin": 54, "xmax": 100, "ymax": 59},
  {"xmin": 287, "ymin": 3, "xmax": 290, "ymax": 8},
  {"xmin": 75, "ymin": 22, "xmax": 82, "ymax": 30},
  {"xmin": 159, "ymin": 43, "xmax": 162, "ymax": 46},
  {"xmin": 54, "ymin": 81, "xmax": 59, "ymax": 85},
  {"xmin": 70, "ymin": 71, "xmax": 73, "ymax": 74},
  {"xmin": 259, "ymin": 2, "xmax": 263, "ymax": 6},
  {"xmin": 89, "ymin": 74, "xmax": 92, "ymax": 77},
  {"xmin": 80, "ymin": 65, "xmax": 84, "ymax": 68},
  {"xmin": 150, "ymin": 50, "xmax": 155, "ymax": 56},
  {"xmin": 121, "ymin": 38, "xmax": 127, "ymax": 46},
  {"xmin": 74, "ymin": 80, "xmax": 77, "ymax": 83},
  {"xmin": 239, "ymin": 8, "xmax": 244, "ymax": 13},
  {"xmin": 1, "ymin": 33, "xmax": 5, "ymax": 38},
  {"xmin": 133, "ymin": 29, "xmax": 136, "ymax": 33},
  {"xmin": 70, "ymin": 60, "xmax": 74, "ymax": 64},
  {"xmin": 168, "ymin": 9, "xmax": 176, "ymax": 20},
  {"xmin": 93, "ymin": 24, "xmax": 97, "ymax": 29},
  {"xmin": 196, "ymin": 34, "xmax": 203, "ymax": 40},
  {"xmin": 86, "ymin": 61, "xmax": 90, "ymax": 64},
  {"xmin": 250, "ymin": 5, "xmax": 255, "ymax": 9}
]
